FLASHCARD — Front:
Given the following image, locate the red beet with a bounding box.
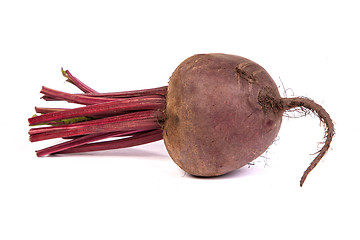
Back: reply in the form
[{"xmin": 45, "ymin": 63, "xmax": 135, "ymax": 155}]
[{"xmin": 28, "ymin": 54, "xmax": 334, "ymax": 186}]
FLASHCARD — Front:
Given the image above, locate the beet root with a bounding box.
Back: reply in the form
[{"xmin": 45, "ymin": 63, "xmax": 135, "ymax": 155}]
[
  {"xmin": 164, "ymin": 54, "xmax": 283, "ymax": 177},
  {"xmin": 28, "ymin": 53, "xmax": 334, "ymax": 186},
  {"xmin": 164, "ymin": 53, "xmax": 334, "ymax": 186}
]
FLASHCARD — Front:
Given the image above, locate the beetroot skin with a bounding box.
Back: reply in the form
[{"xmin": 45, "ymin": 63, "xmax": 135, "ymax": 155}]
[
  {"xmin": 28, "ymin": 53, "xmax": 334, "ymax": 186},
  {"xmin": 164, "ymin": 54, "xmax": 283, "ymax": 177}
]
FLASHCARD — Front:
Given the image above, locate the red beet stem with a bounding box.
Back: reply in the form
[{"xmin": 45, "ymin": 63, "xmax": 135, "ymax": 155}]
[
  {"xmin": 82, "ymin": 86, "xmax": 168, "ymax": 98},
  {"xmin": 56, "ymin": 129, "xmax": 163, "ymax": 154},
  {"xmin": 41, "ymin": 87, "xmax": 116, "ymax": 105},
  {"xmin": 35, "ymin": 129, "xmax": 153, "ymax": 157},
  {"xmin": 35, "ymin": 107, "xmax": 69, "ymax": 114},
  {"xmin": 30, "ymin": 69, "xmax": 166, "ymax": 157},
  {"xmin": 29, "ymin": 96, "xmax": 165, "ymax": 125},
  {"xmin": 62, "ymin": 68, "xmax": 98, "ymax": 94},
  {"xmin": 36, "ymin": 131, "xmax": 123, "ymax": 157},
  {"xmin": 30, "ymin": 116, "xmax": 161, "ymax": 142},
  {"xmin": 29, "ymin": 110, "xmax": 162, "ymax": 139},
  {"xmin": 61, "ymin": 68, "xmax": 167, "ymax": 99},
  {"xmin": 42, "ymin": 86, "xmax": 167, "ymax": 103},
  {"xmin": 30, "ymin": 110, "xmax": 157, "ymax": 134}
]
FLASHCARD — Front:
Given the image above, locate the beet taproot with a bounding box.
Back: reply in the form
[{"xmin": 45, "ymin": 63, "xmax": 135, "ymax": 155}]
[
  {"xmin": 28, "ymin": 53, "xmax": 334, "ymax": 186},
  {"xmin": 164, "ymin": 53, "xmax": 283, "ymax": 177}
]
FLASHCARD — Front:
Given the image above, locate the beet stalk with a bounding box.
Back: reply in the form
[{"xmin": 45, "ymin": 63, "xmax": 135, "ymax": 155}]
[
  {"xmin": 29, "ymin": 69, "xmax": 166, "ymax": 157},
  {"xmin": 28, "ymin": 54, "xmax": 334, "ymax": 186}
]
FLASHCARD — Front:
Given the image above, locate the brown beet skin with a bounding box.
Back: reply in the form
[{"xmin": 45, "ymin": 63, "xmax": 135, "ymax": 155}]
[{"xmin": 163, "ymin": 53, "xmax": 284, "ymax": 176}]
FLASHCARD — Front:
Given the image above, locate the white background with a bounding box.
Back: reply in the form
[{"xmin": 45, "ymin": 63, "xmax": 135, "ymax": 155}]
[{"xmin": 1, "ymin": 0, "xmax": 359, "ymax": 239}]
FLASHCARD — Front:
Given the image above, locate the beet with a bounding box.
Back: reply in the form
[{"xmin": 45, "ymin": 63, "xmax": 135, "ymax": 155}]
[
  {"xmin": 28, "ymin": 53, "xmax": 334, "ymax": 186},
  {"xmin": 164, "ymin": 53, "xmax": 283, "ymax": 177}
]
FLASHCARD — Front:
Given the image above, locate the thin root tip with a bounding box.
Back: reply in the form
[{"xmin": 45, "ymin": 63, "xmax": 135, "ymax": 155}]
[{"xmin": 300, "ymin": 175, "xmax": 307, "ymax": 187}]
